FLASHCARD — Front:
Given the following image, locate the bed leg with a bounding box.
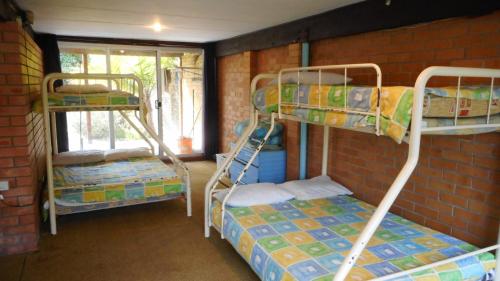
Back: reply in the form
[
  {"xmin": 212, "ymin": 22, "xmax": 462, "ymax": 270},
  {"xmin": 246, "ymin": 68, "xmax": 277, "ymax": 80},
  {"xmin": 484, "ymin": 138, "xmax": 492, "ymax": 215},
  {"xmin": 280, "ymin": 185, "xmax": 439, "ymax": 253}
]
[
  {"xmin": 495, "ymin": 224, "xmax": 500, "ymax": 281},
  {"xmin": 186, "ymin": 175, "xmax": 192, "ymax": 217},
  {"xmin": 205, "ymin": 224, "xmax": 210, "ymax": 238}
]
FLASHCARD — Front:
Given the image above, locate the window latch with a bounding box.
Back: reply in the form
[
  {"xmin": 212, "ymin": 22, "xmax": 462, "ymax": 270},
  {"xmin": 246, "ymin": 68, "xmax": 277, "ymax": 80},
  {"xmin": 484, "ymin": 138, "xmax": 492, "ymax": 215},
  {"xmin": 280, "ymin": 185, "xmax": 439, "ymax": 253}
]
[{"xmin": 155, "ymin": 100, "xmax": 162, "ymax": 109}]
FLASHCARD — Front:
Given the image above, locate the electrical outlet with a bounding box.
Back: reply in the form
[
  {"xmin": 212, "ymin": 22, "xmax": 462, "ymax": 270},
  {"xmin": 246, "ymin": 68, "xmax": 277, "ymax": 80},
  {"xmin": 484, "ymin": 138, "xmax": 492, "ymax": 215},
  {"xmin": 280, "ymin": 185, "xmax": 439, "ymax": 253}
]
[{"xmin": 0, "ymin": 180, "xmax": 9, "ymax": 191}]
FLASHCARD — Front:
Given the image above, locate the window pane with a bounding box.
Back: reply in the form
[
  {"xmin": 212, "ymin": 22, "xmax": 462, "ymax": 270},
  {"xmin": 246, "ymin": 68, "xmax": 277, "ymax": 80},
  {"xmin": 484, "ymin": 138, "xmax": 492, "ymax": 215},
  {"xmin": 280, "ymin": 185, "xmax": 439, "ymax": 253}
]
[
  {"xmin": 66, "ymin": 111, "xmax": 111, "ymax": 151},
  {"xmin": 60, "ymin": 52, "xmax": 83, "ymax": 73},
  {"xmin": 60, "ymin": 50, "xmax": 111, "ymax": 151},
  {"xmin": 161, "ymin": 51, "xmax": 204, "ymax": 154},
  {"xmin": 110, "ymin": 50, "xmax": 158, "ymax": 151},
  {"xmin": 113, "ymin": 112, "xmax": 152, "ymax": 150}
]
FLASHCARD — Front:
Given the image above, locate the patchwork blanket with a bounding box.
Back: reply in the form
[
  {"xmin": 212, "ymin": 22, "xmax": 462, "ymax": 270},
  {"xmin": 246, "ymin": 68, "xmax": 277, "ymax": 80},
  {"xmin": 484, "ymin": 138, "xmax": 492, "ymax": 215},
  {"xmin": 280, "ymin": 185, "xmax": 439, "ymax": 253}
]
[
  {"xmin": 211, "ymin": 196, "xmax": 495, "ymax": 281},
  {"xmin": 253, "ymin": 85, "xmax": 500, "ymax": 143},
  {"xmin": 54, "ymin": 157, "xmax": 184, "ymax": 206}
]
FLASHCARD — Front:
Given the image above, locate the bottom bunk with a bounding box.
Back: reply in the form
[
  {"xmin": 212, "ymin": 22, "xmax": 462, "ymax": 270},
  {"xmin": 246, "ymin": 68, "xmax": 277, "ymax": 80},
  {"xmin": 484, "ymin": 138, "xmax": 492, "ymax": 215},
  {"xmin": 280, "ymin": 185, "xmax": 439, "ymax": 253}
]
[
  {"xmin": 211, "ymin": 194, "xmax": 495, "ymax": 281},
  {"xmin": 52, "ymin": 155, "xmax": 186, "ymax": 215}
]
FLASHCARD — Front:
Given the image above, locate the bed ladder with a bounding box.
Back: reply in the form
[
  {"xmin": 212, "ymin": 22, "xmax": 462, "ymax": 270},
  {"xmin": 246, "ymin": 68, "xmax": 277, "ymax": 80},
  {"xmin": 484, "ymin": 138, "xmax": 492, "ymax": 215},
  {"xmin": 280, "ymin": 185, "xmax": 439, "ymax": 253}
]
[
  {"xmin": 206, "ymin": 112, "xmax": 276, "ymax": 238},
  {"xmin": 219, "ymin": 114, "xmax": 276, "ymax": 239}
]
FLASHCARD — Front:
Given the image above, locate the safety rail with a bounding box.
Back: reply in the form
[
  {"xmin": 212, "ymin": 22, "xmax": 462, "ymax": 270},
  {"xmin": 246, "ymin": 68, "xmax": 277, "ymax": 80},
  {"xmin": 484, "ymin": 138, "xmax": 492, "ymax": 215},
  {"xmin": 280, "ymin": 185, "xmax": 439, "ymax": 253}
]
[
  {"xmin": 278, "ymin": 63, "xmax": 382, "ymax": 135},
  {"xmin": 42, "ymin": 73, "xmax": 191, "ymax": 235}
]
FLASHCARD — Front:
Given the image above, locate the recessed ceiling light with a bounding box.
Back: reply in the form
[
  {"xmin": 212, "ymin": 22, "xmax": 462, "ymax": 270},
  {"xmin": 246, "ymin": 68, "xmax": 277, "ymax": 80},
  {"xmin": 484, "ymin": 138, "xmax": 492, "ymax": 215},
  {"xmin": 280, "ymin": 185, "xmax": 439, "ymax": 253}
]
[
  {"xmin": 149, "ymin": 22, "xmax": 164, "ymax": 32},
  {"xmin": 119, "ymin": 50, "xmax": 125, "ymax": 54}
]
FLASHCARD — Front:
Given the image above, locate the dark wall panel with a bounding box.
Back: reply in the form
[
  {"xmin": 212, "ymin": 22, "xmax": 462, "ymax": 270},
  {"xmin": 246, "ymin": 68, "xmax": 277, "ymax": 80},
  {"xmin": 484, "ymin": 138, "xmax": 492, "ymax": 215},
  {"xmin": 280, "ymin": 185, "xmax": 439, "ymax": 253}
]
[{"xmin": 216, "ymin": 0, "xmax": 500, "ymax": 56}]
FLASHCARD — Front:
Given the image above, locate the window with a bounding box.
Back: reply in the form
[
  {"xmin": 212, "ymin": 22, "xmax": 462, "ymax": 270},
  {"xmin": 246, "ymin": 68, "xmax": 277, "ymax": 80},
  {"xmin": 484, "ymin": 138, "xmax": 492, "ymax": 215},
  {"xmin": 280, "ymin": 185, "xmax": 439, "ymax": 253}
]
[{"xmin": 59, "ymin": 43, "xmax": 204, "ymax": 156}]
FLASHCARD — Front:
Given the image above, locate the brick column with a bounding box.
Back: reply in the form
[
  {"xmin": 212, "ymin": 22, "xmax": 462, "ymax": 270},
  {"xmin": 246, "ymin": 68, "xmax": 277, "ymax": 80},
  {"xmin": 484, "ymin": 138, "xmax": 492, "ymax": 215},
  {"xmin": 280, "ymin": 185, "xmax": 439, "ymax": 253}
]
[{"xmin": 0, "ymin": 21, "xmax": 45, "ymax": 255}]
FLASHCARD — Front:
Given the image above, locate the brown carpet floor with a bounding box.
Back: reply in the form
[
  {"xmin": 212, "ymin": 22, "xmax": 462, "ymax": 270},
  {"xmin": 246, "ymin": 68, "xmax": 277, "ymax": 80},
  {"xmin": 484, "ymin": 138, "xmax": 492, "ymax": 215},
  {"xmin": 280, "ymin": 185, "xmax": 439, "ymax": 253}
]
[{"xmin": 0, "ymin": 161, "xmax": 259, "ymax": 281}]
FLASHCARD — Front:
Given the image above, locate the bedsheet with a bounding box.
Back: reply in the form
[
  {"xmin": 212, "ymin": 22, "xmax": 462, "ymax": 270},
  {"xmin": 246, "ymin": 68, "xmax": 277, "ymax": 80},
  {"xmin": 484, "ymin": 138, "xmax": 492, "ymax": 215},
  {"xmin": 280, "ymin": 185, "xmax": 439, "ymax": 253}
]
[
  {"xmin": 53, "ymin": 157, "xmax": 185, "ymax": 213},
  {"xmin": 211, "ymin": 196, "xmax": 495, "ymax": 281},
  {"xmin": 32, "ymin": 91, "xmax": 141, "ymax": 112},
  {"xmin": 253, "ymin": 85, "xmax": 500, "ymax": 143}
]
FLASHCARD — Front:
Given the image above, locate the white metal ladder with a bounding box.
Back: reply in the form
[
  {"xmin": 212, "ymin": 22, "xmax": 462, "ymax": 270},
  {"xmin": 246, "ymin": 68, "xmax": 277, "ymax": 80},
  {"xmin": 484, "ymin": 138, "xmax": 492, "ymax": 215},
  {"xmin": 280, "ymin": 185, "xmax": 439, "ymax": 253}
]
[{"xmin": 205, "ymin": 112, "xmax": 277, "ymax": 238}]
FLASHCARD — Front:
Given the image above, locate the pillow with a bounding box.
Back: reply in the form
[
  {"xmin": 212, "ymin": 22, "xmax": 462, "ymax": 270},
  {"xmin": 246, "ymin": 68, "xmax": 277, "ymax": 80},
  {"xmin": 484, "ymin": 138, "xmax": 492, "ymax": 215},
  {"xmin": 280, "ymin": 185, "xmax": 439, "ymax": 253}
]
[
  {"xmin": 213, "ymin": 182, "xmax": 295, "ymax": 207},
  {"xmin": 279, "ymin": 175, "xmax": 352, "ymax": 200},
  {"xmin": 53, "ymin": 150, "xmax": 104, "ymax": 166},
  {"xmin": 56, "ymin": 84, "xmax": 109, "ymax": 94},
  {"xmin": 268, "ymin": 72, "xmax": 352, "ymax": 85},
  {"xmin": 104, "ymin": 148, "xmax": 152, "ymax": 162}
]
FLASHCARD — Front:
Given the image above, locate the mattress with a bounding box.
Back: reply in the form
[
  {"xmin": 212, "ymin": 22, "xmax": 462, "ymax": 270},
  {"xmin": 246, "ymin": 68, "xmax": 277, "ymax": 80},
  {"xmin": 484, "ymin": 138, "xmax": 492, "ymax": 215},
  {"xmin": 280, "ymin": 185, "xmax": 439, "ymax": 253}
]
[
  {"xmin": 54, "ymin": 157, "xmax": 185, "ymax": 214},
  {"xmin": 32, "ymin": 91, "xmax": 141, "ymax": 112},
  {"xmin": 211, "ymin": 196, "xmax": 495, "ymax": 281},
  {"xmin": 253, "ymin": 85, "xmax": 500, "ymax": 143}
]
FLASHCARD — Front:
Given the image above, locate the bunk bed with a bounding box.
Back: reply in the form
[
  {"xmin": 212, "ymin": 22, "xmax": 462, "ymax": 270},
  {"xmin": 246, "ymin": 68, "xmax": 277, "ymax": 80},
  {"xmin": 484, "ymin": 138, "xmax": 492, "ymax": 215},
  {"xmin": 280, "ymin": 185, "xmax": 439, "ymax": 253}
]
[
  {"xmin": 40, "ymin": 73, "xmax": 191, "ymax": 235},
  {"xmin": 205, "ymin": 64, "xmax": 500, "ymax": 281}
]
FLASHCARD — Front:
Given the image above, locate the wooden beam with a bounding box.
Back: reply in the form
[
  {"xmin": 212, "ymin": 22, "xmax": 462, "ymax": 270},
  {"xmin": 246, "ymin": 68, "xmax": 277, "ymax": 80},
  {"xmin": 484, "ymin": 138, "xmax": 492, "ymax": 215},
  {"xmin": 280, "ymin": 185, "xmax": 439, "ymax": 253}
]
[{"xmin": 215, "ymin": 0, "xmax": 500, "ymax": 57}]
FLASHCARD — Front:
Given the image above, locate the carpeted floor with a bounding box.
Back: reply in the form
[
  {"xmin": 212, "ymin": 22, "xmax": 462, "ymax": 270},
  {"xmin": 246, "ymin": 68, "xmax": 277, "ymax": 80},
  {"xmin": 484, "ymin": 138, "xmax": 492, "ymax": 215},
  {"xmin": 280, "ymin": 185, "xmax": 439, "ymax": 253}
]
[{"xmin": 0, "ymin": 161, "xmax": 259, "ymax": 281}]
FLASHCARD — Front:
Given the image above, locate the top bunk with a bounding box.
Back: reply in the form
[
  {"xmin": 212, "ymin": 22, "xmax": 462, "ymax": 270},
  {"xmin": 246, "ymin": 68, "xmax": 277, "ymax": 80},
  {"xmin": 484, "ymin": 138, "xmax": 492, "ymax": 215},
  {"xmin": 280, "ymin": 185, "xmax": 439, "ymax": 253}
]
[
  {"xmin": 35, "ymin": 73, "xmax": 146, "ymax": 113},
  {"xmin": 251, "ymin": 64, "xmax": 500, "ymax": 143}
]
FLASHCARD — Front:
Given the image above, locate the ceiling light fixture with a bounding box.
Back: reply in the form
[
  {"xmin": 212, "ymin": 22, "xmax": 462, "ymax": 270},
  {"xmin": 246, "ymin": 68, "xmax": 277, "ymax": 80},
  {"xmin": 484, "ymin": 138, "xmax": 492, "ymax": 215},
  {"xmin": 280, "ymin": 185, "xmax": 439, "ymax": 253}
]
[
  {"xmin": 149, "ymin": 22, "xmax": 164, "ymax": 32},
  {"xmin": 119, "ymin": 50, "xmax": 125, "ymax": 54}
]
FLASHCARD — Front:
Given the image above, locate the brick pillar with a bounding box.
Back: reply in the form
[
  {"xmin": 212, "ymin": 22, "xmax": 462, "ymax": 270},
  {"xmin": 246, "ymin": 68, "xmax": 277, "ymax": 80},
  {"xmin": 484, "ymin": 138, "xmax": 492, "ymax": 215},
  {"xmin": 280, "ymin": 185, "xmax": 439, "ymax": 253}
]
[{"xmin": 0, "ymin": 21, "xmax": 45, "ymax": 255}]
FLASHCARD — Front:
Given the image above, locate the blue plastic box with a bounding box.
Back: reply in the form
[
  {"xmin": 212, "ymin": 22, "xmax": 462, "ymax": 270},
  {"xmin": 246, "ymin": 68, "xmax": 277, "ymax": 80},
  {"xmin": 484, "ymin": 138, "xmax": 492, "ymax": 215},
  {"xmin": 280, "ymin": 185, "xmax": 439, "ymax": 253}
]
[{"xmin": 228, "ymin": 143, "xmax": 286, "ymax": 184}]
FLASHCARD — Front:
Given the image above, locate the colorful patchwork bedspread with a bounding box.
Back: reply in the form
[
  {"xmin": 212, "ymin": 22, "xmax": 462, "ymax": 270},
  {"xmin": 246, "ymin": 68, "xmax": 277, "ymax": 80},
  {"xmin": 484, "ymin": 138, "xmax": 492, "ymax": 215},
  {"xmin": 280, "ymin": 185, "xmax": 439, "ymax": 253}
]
[
  {"xmin": 53, "ymin": 157, "xmax": 184, "ymax": 210},
  {"xmin": 253, "ymin": 85, "xmax": 500, "ymax": 143},
  {"xmin": 211, "ymin": 196, "xmax": 495, "ymax": 281},
  {"xmin": 32, "ymin": 91, "xmax": 141, "ymax": 112}
]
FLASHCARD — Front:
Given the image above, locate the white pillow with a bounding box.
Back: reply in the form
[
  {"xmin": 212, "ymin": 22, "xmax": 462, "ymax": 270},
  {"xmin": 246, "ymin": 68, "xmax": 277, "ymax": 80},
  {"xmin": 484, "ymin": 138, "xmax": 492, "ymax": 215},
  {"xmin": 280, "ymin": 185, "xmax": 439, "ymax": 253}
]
[
  {"xmin": 213, "ymin": 182, "xmax": 295, "ymax": 207},
  {"xmin": 104, "ymin": 148, "xmax": 152, "ymax": 162},
  {"xmin": 53, "ymin": 150, "xmax": 104, "ymax": 166},
  {"xmin": 56, "ymin": 84, "xmax": 109, "ymax": 94},
  {"xmin": 269, "ymin": 72, "xmax": 352, "ymax": 85},
  {"xmin": 279, "ymin": 175, "xmax": 352, "ymax": 200}
]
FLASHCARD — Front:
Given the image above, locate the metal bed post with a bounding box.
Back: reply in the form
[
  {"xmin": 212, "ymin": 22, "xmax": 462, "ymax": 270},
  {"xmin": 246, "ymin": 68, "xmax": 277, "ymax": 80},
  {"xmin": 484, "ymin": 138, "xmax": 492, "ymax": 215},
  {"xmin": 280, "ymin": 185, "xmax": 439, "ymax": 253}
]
[
  {"xmin": 204, "ymin": 73, "xmax": 277, "ymax": 238},
  {"xmin": 321, "ymin": 126, "xmax": 329, "ymax": 176},
  {"xmin": 42, "ymin": 74, "xmax": 57, "ymax": 235},
  {"xmin": 50, "ymin": 112, "xmax": 58, "ymax": 155}
]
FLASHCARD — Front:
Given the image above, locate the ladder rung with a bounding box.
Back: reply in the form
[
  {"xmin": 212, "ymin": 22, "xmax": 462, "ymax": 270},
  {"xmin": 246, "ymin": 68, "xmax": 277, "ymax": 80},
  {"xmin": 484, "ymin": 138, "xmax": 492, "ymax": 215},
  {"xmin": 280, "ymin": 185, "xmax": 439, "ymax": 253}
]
[
  {"xmin": 217, "ymin": 176, "xmax": 232, "ymax": 188},
  {"xmin": 233, "ymin": 158, "xmax": 259, "ymax": 168},
  {"xmin": 217, "ymin": 181, "xmax": 229, "ymax": 188}
]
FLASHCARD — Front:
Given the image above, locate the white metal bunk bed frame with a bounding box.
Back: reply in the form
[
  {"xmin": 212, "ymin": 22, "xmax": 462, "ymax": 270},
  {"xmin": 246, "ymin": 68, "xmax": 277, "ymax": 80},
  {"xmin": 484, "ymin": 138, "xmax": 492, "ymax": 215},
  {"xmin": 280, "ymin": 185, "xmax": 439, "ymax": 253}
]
[
  {"xmin": 204, "ymin": 64, "xmax": 500, "ymax": 280},
  {"xmin": 42, "ymin": 73, "xmax": 192, "ymax": 235}
]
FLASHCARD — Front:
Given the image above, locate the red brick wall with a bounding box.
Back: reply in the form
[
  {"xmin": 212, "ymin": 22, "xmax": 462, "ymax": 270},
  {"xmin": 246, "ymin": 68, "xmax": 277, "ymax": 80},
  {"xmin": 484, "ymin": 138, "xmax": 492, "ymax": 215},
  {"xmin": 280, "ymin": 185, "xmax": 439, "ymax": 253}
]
[
  {"xmin": 0, "ymin": 21, "xmax": 45, "ymax": 255},
  {"xmin": 217, "ymin": 51, "xmax": 254, "ymax": 152},
  {"xmin": 305, "ymin": 12, "xmax": 500, "ymax": 247},
  {"xmin": 217, "ymin": 44, "xmax": 301, "ymax": 178},
  {"xmin": 254, "ymin": 44, "xmax": 302, "ymax": 180}
]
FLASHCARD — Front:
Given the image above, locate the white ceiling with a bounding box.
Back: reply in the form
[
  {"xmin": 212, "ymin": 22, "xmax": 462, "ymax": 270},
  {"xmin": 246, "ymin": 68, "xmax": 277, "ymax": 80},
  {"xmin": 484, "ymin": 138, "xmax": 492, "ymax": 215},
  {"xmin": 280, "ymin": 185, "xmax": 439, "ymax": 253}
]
[{"xmin": 17, "ymin": 0, "xmax": 364, "ymax": 43}]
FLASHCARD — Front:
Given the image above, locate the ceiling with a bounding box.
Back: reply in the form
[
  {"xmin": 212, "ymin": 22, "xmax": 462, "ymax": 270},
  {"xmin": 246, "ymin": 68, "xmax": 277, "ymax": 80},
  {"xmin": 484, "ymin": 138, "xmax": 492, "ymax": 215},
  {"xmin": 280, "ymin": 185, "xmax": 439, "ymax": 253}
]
[{"xmin": 16, "ymin": 0, "xmax": 364, "ymax": 43}]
